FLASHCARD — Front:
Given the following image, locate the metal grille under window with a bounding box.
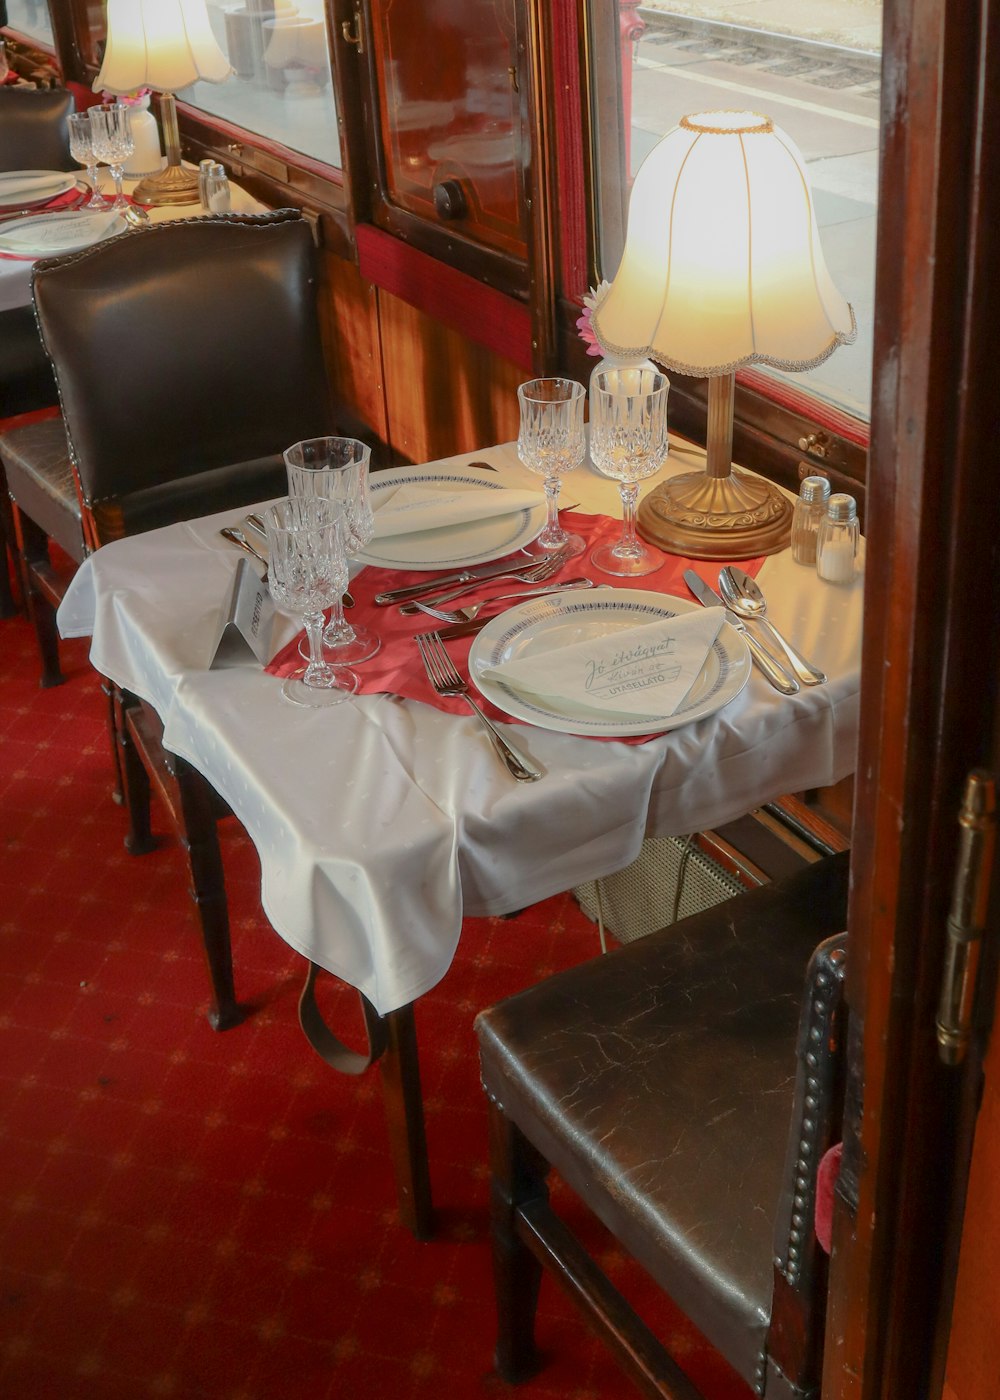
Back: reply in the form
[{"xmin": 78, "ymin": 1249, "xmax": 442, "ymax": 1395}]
[{"xmin": 575, "ymin": 835, "xmax": 748, "ymax": 945}]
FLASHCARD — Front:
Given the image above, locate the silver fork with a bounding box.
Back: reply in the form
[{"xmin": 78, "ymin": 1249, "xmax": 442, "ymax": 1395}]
[
  {"xmin": 413, "ymin": 576, "xmax": 594, "ymax": 624},
  {"xmin": 399, "ymin": 549, "xmax": 569, "ymax": 615},
  {"xmin": 415, "ymin": 633, "xmax": 543, "ymax": 783}
]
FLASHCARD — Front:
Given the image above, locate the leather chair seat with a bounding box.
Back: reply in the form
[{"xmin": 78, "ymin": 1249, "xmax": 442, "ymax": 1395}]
[
  {"xmin": 476, "ymin": 852, "xmax": 850, "ymax": 1394},
  {"xmin": 1, "ymin": 416, "xmax": 80, "ymax": 561}
]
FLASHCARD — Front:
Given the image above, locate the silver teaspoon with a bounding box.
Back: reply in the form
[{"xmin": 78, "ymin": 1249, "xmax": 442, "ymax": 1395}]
[{"xmin": 718, "ymin": 566, "xmax": 827, "ymax": 685}]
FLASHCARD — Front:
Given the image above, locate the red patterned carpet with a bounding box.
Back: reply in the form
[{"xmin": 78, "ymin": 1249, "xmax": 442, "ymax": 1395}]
[{"xmin": 0, "ymin": 601, "xmax": 752, "ymax": 1400}]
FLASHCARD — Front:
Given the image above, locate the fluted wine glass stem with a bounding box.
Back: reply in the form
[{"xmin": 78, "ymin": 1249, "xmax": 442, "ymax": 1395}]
[
  {"xmin": 537, "ymin": 474, "xmax": 565, "ymax": 547},
  {"xmin": 616, "ymin": 482, "xmax": 642, "ymax": 558},
  {"xmin": 323, "ymin": 593, "xmax": 355, "ymax": 646},
  {"xmin": 302, "ymin": 612, "xmax": 335, "ymax": 685},
  {"xmin": 110, "ymin": 163, "xmax": 126, "ymax": 210}
]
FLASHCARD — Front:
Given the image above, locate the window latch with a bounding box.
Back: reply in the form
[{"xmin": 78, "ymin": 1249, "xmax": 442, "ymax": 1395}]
[{"xmin": 342, "ymin": 9, "xmax": 364, "ymax": 54}]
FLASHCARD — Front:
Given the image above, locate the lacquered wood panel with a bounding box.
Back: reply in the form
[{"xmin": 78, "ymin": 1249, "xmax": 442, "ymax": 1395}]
[
  {"xmin": 317, "ymin": 247, "xmax": 387, "ymax": 452},
  {"xmin": 376, "ymin": 288, "xmax": 522, "ymax": 463}
]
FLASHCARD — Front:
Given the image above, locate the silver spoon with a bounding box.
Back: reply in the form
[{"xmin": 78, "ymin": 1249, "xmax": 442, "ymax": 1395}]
[
  {"xmin": 220, "ymin": 526, "xmax": 268, "ymax": 579},
  {"xmin": 122, "ymin": 203, "xmax": 150, "ymax": 229},
  {"xmin": 718, "ymin": 566, "xmax": 827, "ymax": 685}
]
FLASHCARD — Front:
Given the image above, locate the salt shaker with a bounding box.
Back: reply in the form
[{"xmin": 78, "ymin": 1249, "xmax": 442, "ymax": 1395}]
[
  {"xmin": 198, "ymin": 158, "xmax": 216, "ymax": 209},
  {"xmin": 816, "ymin": 493, "xmax": 860, "ymax": 584},
  {"xmin": 791, "ymin": 474, "xmax": 831, "ymax": 566},
  {"xmin": 203, "ymin": 162, "xmax": 231, "ymax": 214}
]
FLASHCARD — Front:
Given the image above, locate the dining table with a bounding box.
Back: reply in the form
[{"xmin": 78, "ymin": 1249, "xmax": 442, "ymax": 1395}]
[{"xmin": 56, "ymin": 436, "xmax": 863, "ymax": 1237}]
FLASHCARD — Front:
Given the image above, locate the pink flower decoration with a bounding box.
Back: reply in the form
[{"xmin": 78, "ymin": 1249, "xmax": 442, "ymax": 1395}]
[{"xmin": 576, "ymin": 281, "xmax": 611, "ymax": 358}]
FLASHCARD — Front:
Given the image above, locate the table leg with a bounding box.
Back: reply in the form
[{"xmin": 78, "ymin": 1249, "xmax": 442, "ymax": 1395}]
[
  {"xmin": 298, "ymin": 970, "xmax": 434, "ymax": 1239},
  {"xmin": 381, "ymin": 1004, "xmax": 434, "ymax": 1240},
  {"xmin": 174, "ymin": 758, "xmax": 245, "ymax": 1032}
]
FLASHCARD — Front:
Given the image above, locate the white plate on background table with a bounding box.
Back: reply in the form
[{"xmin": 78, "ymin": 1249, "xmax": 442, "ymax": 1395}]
[
  {"xmin": 0, "ymin": 170, "xmax": 77, "ymax": 211},
  {"xmin": 0, "ymin": 208, "xmax": 125, "ymax": 258},
  {"xmin": 469, "ymin": 590, "xmax": 752, "ymax": 738},
  {"xmin": 356, "ymin": 465, "xmax": 546, "ymax": 570}
]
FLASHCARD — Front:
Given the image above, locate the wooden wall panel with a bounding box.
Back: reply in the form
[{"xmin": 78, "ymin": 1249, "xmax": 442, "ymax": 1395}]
[
  {"xmin": 317, "ymin": 249, "xmax": 388, "ymax": 451},
  {"xmin": 376, "ymin": 289, "xmax": 524, "ymax": 464}
]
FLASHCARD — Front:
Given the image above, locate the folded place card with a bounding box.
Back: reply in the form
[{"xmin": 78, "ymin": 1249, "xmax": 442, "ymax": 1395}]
[
  {"xmin": 372, "ymin": 484, "xmax": 545, "ymax": 539},
  {"xmin": 480, "ymin": 608, "xmax": 726, "ymax": 718},
  {"xmin": 210, "ymin": 557, "xmax": 276, "ymax": 668}
]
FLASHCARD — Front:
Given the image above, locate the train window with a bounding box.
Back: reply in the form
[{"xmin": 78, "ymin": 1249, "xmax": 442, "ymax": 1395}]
[
  {"xmin": 3, "ymin": 0, "xmax": 53, "ymax": 44},
  {"xmin": 592, "ymin": 4, "xmax": 881, "ymax": 422},
  {"xmin": 365, "ymin": 0, "xmax": 527, "ymax": 261},
  {"xmin": 177, "ymin": 2, "xmax": 341, "ymax": 168}
]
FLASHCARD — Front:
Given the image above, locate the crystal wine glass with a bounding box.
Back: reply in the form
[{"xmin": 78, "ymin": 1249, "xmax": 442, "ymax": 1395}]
[
  {"xmin": 589, "ymin": 367, "xmax": 670, "ymax": 576},
  {"xmin": 89, "ymin": 104, "xmax": 133, "ymax": 212},
  {"xmin": 67, "ymin": 112, "xmax": 110, "ymax": 211},
  {"xmin": 262, "ymin": 496, "xmax": 360, "ymax": 708},
  {"xmin": 516, "ymin": 377, "xmax": 587, "ymax": 557},
  {"xmin": 284, "ymin": 436, "xmax": 380, "ymax": 664},
  {"xmin": 65, "ymin": 112, "xmax": 108, "ymax": 211}
]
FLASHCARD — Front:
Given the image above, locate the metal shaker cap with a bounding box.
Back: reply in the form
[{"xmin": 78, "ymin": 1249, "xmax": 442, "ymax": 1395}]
[
  {"xmin": 826, "ymin": 492, "xmax": 857, "ymax": 523},
  {"xmin": 799, "ymin": 475, "xmax": 831, "ymax": 504}
]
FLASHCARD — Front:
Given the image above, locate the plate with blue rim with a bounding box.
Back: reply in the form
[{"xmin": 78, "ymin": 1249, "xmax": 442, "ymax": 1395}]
[
  {"xmin": 468, "ymin": 589, "xmax": 751, "ymax": 737},
  {"xmin": 356, "ymin": 465, "xmax": 546, "ymax": 571}
]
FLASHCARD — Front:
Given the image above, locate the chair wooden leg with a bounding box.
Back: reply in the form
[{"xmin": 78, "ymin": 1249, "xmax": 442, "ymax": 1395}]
[
  {"xmin": 0, "ymin": 497, "xmax": 18, "ymax": 618},
  {"xmin": 117, "ymin": 690, "xmax": 156, "ymax": 854},
  {"xmin": 14, "ymin": 511, "xmax": 63, "ymax": 687},
  {"xmin": 174, "ymin": 757, "xmax": 245, "ymax": 1032},
  {"xmin": 379, "ymin": 1004, "xmax": 435, "ymax": 1239},
  {"xmin": 488, "ymin": 1104, "xmax": 547, "ymax": 1383}
]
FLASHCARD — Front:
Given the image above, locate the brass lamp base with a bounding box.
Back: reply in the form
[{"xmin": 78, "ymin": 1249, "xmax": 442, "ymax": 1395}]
[
  {"xmin": 132, "ymin": 160, "xmax": 200, "ymax": 207},
  {"xmin": 637, "ymin": 467, "xmax": 793, "ymax": 560}
]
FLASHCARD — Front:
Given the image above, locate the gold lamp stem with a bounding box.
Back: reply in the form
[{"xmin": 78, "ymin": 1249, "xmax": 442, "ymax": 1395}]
[
  {"xmin": 132, "ymin": 93, "xmax": 201, "ymax": 207},
  {"xmin": 635, "ymin": 370, "xmax": 793, "ymax": 560},
  {"xmin": 706, "ymin": 372, "xmax": 735, "ymax": 479}
]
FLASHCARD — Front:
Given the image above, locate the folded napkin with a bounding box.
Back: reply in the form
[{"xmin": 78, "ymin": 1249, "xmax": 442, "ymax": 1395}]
[
  {"xmin": 372, "ymin": 484, "xmax": 544, "ymax": 539},
  {"xmin": 0, "ymin": 172, "xmax": 69, "ymax": 199},
  {"xmin": 480, "ymin": 607, "xmax": 726, "ymax": 719},
  {"xmin": 0, "ymin": 209, "xmax": 121, "ymax": 255}
]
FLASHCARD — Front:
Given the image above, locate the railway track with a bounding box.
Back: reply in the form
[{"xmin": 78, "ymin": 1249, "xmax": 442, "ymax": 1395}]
[{"xmin": 636, "ymin": 7, "xmax": 881, "ymax": 93}]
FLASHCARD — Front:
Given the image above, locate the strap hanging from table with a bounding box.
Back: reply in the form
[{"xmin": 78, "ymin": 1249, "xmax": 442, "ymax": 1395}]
[{"xmin": 298, "ymin": 961, "xmax": 388, "ymax": 1074}]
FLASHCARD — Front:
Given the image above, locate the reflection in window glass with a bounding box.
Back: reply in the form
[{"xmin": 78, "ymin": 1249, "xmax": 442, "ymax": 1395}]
[
  {"xmin": 602, "ymin": 3, "xmax": 881, "ymax": 419},
  {"xmin": 3, "ymin": 0, "xmax": 53, "ymax": 44},
  {"xmin": 179, "ymin": 0, "xmax": 341, "ymax": 168}
]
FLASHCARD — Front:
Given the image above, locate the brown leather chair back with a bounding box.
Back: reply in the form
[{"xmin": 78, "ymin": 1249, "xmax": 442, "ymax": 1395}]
[
  {"xmin": 31, "ymin": 210, "xmax": 333, "ymax": 540},
  {"xmin": 0, "ymin": 88, "xmax": 74, "ymax": 172}
]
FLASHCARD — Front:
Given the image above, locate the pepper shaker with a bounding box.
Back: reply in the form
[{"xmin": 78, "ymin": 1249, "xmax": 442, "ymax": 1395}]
[
  {"xmin": 791, "ymin": 474, "xmax": 831, "ymax": 566},
  {"xmin": 816, "ymin": 493, "xmax": 860, "ymax": 584}
]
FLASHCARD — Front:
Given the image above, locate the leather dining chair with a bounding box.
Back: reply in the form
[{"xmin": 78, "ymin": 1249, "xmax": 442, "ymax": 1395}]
[
  {"xmin": 0, "ymin": 209, "xmax": 335, "ymax": 1027},
  {"xmin": 0, "ymin": 85, "xmax": 75, "ymax": 616},
  {"xmin": 476, "ymin": 852, "xmax": 850, "ymax": 1400}
]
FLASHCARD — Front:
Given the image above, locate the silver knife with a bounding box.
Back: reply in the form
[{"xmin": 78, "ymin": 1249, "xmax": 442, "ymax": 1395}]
[
  {"xmin": 375, "ymin": 553, "xmax": 556, "ymax": 606},
  {"xmin": 682, "ymin": 569, "xmax": 799, "ymax": 695}
]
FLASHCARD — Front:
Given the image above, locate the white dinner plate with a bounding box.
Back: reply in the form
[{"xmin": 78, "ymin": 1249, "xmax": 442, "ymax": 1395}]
[
  {"xmin": 0, "ymin": 170, "xmax": 77, "ymax": 211},
  {"xmin": 0, "ymin": 208, "xmax": 125, "ymax": 258},
  {"xmin": 469, "ymin": 589, "xmax": 752, "ymax": 737},
  {"xmin": 356, "ymin": 466, "xmax": 546, "ymax": 570}
]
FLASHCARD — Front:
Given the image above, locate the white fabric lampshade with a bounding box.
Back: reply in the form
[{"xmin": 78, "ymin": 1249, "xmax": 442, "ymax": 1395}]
[
  {"xmin": 95, "ymin": 0, "xmax": 232, "ymax": 95},
  {"xmin": 591, "ymin": 111, "xmax": 856, "ymax": 377}
]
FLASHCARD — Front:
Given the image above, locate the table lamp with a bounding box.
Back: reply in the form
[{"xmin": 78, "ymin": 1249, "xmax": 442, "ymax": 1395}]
[
  {"xmin": 94, "ymin": 0, "xmax": 233, "ymax": 207},
  {"xmin": 590, "ymin": 110, "xmax": 856, "ymax": 559}
]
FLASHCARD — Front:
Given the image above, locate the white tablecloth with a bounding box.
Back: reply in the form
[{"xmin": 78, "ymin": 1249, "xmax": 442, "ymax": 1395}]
[
  {"xmin": 0, "ymin": 175, "xmax": 267, "ymax": 313},
  {"xmin": 57, "ymin": 440, "xmax": 863, "ymax": 1016}
]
